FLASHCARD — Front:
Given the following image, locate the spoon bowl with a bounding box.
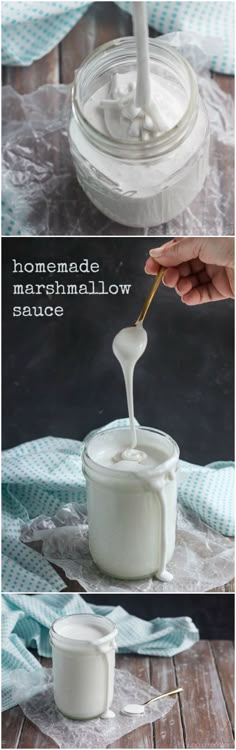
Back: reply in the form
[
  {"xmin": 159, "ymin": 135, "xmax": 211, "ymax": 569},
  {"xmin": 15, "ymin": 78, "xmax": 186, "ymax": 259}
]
[
  {"xmin": 122, "ymin": 687, "xmax": 183, "ymax": 716},
  {"xmin": 112, "ymin": 325, "xmax": 148, "ymax": 366}
]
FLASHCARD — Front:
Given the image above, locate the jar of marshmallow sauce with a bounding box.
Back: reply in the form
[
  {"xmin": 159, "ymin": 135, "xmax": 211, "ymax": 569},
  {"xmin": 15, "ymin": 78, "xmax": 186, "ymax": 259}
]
[
  {"xmin": 82, "ymin": 426, "xmax": 179, "ymax": 581},
  {"xmin": 50, "ymin": 614, "xmax": 117, "ymax": 720},
  {"xmin": 69, "ymin": 38, "xmax": 209, "ymax": 227}
]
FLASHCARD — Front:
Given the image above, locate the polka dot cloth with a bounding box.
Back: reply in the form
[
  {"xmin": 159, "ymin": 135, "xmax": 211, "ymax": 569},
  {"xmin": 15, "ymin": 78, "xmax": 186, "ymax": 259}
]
[
  {"xmin": 2, "ymin": 200, "xmax": 22, "ymax": 236},
  {"xmin": 2, "ymin": 420, "xmax": 234, "ymax": 593},
  {"xmin": 119, "ymin": 1, "xmax": 234, "ymax": 74},
  {"xmin": 2, "ymin": 2, "xmax": 89, "ymax": 66},
  {"xmin": 1, "ymin": 1, "xmax": 234, "ymax": 74},
  {"xmin": 2, "ymin": 593, "xmax": 199, "ymax": 710},
  {"xmin": 178, "ymin": 459, "xmax": 234, "ymax": 538}
]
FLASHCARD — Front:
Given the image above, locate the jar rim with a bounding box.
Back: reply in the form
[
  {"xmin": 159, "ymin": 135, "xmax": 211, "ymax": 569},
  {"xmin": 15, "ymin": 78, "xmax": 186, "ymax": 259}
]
[
  {"xmin": 72, "ymin": 37, "xmax": 199, "ymax": 160},
  {"xmin": 50, "ymin": 613, "xmax": 118, "ymax": 650},
  {"xmin": 83, "ymin": 425, "xmax": 179, "ymax": 477}
]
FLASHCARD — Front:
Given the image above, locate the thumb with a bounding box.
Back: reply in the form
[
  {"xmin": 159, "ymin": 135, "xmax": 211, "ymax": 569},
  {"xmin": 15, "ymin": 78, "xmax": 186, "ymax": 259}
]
[{"xmin": 149, "ymin": 238, "xmax": 201, "ymax": 267}]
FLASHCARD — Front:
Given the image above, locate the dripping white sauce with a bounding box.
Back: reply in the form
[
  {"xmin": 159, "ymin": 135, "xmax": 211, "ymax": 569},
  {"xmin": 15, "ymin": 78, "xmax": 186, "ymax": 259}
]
[
  {"xmin": 112, "ymin": 321, "xmax": 173, "ymax": 582},
  {"xmin": 112, "ymin": 323, "xmax": 148, "ymax": 459}
]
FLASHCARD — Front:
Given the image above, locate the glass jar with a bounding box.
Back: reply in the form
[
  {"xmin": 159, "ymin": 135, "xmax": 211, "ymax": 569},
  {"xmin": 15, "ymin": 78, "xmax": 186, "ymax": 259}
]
[
  {"xmin": 69, "ymin": 38, "xmax": 209, "ymax": 227},
  {"xmin": 50, "ymin": 613, "xmax": 117, "ymax": 720},
  {"xmin": 82, "ymin": 426, "xmax": 179, "ymax": 581}
]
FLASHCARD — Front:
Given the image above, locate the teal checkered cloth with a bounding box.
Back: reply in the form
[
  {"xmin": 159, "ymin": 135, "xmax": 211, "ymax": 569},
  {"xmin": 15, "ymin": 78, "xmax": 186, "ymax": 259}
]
[
  {"xmin": 2, "ymin": 1, "xmax": 234, "ymax": 74},
  {"xmin": 2, "ymin": 421, "xmax": 234, "ymax": 593},
  {"xmin": 2, "ymin": 593, "xmax": 199, "ymax": 711}
]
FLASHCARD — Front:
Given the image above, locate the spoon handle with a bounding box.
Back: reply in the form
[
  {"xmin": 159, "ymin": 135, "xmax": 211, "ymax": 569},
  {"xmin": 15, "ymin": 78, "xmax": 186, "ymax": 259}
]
[
  {"xmin": 144, "ymin": 687, "xmax": 183, "ymax": 706},
  {"xmin": 132, "ymin": 2, "xmax": 151, "ymax": 110},
  {"xmin": 135, "ymin": 267, "xmax": 164, "ymax": 325}
]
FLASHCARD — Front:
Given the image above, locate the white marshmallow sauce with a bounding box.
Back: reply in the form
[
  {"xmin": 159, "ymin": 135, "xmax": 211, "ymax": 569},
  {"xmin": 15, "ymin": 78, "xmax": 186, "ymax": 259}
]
[
  {"xmin": 112, "ymin": 322, "xmax": 175, "ymax": 583},
  {"xmin": 50, "ymin": 614, "xmax": 117, "ymax": 720},
  {"xmin": 70, "ymin": 2, "xmax": 209, "ymax": 226}
]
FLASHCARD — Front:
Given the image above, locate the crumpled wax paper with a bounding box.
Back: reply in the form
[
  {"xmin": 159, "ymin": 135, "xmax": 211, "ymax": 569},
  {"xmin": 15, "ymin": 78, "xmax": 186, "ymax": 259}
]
[
  {"xmin": 13, "ymin": 667, "xmax": 177, "ymax": 748},
  {"xmin": 21, "ymin": 502, "xmax": 234, "ymax": 593},
  {"xmin": 2, "ymin": 33, "xmax": 234, "ymax": 236}
]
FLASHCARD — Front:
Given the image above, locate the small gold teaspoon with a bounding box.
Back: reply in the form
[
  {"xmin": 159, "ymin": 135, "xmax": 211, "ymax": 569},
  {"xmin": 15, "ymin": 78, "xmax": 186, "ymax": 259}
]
[
  {"xmin": 122, "ymin": 686, "xmax": 183, "ymax": 715},
  {"xmin": 135, "ymin": 266, "xmax": 164, "ymax": 325},
  {"xmin": 143, "ymin": 686, "xmax": 183, "ymax": 706}
]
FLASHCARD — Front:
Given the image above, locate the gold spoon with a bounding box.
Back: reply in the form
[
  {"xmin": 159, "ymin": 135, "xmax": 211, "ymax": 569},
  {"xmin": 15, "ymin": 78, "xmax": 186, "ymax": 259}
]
[
  {"xmin": 122, "ymin": 686, "xmax": 183, "ymax": 715},
  {"xmin": 135, "ymin": 266, "xmax": 164, "ymax": 325}
]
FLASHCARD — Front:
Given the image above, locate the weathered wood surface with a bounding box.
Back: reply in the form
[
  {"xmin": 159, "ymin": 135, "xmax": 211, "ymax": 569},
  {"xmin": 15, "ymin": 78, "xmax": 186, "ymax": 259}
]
[
  {"xmin": 211, "ymin": 640, "xmax": 234, "ymax": 729},
  {"xmin": 2, "ymin": 643, "xmax": 234, "ymax": 749},
  {"xmin": 2, "ymin": 706, "xmax": 25, "ymax": 749},
  {"xmin": 151, "ymin": 655, "xmax": 185, "ymax": 749},
  {"xmin": 174, "ymin": 640, "xmax": 234, "ymax": 748}
]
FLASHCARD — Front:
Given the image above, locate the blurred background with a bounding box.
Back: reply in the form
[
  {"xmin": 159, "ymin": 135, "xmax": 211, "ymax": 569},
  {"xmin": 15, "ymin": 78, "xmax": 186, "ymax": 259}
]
[{"xmin": 82, "ymin": 593, "xmax": 234, "ymax": 639}]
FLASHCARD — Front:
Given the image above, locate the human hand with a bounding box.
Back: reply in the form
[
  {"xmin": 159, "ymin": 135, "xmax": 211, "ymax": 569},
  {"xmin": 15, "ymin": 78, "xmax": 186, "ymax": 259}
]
[{"xmin": 145, "ymin": 237, "xmax": 234, "ymax": 305}]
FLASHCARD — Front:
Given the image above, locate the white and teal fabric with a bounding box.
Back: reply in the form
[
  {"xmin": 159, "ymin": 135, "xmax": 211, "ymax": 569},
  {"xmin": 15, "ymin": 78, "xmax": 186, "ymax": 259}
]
[
  {"xmin": 2, "ymin": 420, "xmax": 234, "ymax": 593},
  {"xmin": 2, "ymin": 592, "xmax": 199, "ymax": 711},
  {"xmin": 1, "ymin": 199, "xmax": 22, "ymax": 237},
  {"xmin": 2, "ymin": 1, "xmax": 234, "ymax": 74},
  {"xmin": 178, "ymin": 460, "xmax": 234, "ymax": 538},
  {"xmin": 2, "ymin": 2, "xmax": 89, "ymax": 66}
]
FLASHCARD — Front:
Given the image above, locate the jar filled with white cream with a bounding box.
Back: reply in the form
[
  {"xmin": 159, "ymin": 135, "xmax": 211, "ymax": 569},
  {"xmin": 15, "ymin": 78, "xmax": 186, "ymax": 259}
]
[
  {"xmin": 50, "ymin": 613, "xmax": 117, "ymax": 720},
  {"xmin": 69, "ymin": 38, "xmax": 209, "ymax": 227},
  {"xmin": 83, "ymin": 425, "xmax": 179, "ymax": 582}
]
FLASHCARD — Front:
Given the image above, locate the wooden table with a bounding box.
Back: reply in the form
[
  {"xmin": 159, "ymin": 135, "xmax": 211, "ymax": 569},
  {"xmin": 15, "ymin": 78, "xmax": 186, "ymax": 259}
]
[
  {"xmin": 2, "ymin": 642, "xmax": 234, "ymax": 748},
  {"xmin": 2, "ymin": 2, "xmax": 234, "ymax": 236}
]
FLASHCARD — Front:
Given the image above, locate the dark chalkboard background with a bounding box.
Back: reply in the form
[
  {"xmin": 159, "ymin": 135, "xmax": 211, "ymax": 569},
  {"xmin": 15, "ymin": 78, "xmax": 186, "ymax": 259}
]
[
  {"xmin": 2, "ymin": 237, "xmax": 234, "ymax": 464},
  {"xmin": 82, "ymin": 594, "xmax": 234, "ymax": 640}
]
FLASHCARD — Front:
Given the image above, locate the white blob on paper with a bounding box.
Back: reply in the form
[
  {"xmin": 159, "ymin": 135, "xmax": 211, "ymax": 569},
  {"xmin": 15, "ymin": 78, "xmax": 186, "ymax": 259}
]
[{"xmin": 122, "ymin": 703, "xmax": 145, "ymax": 715}]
